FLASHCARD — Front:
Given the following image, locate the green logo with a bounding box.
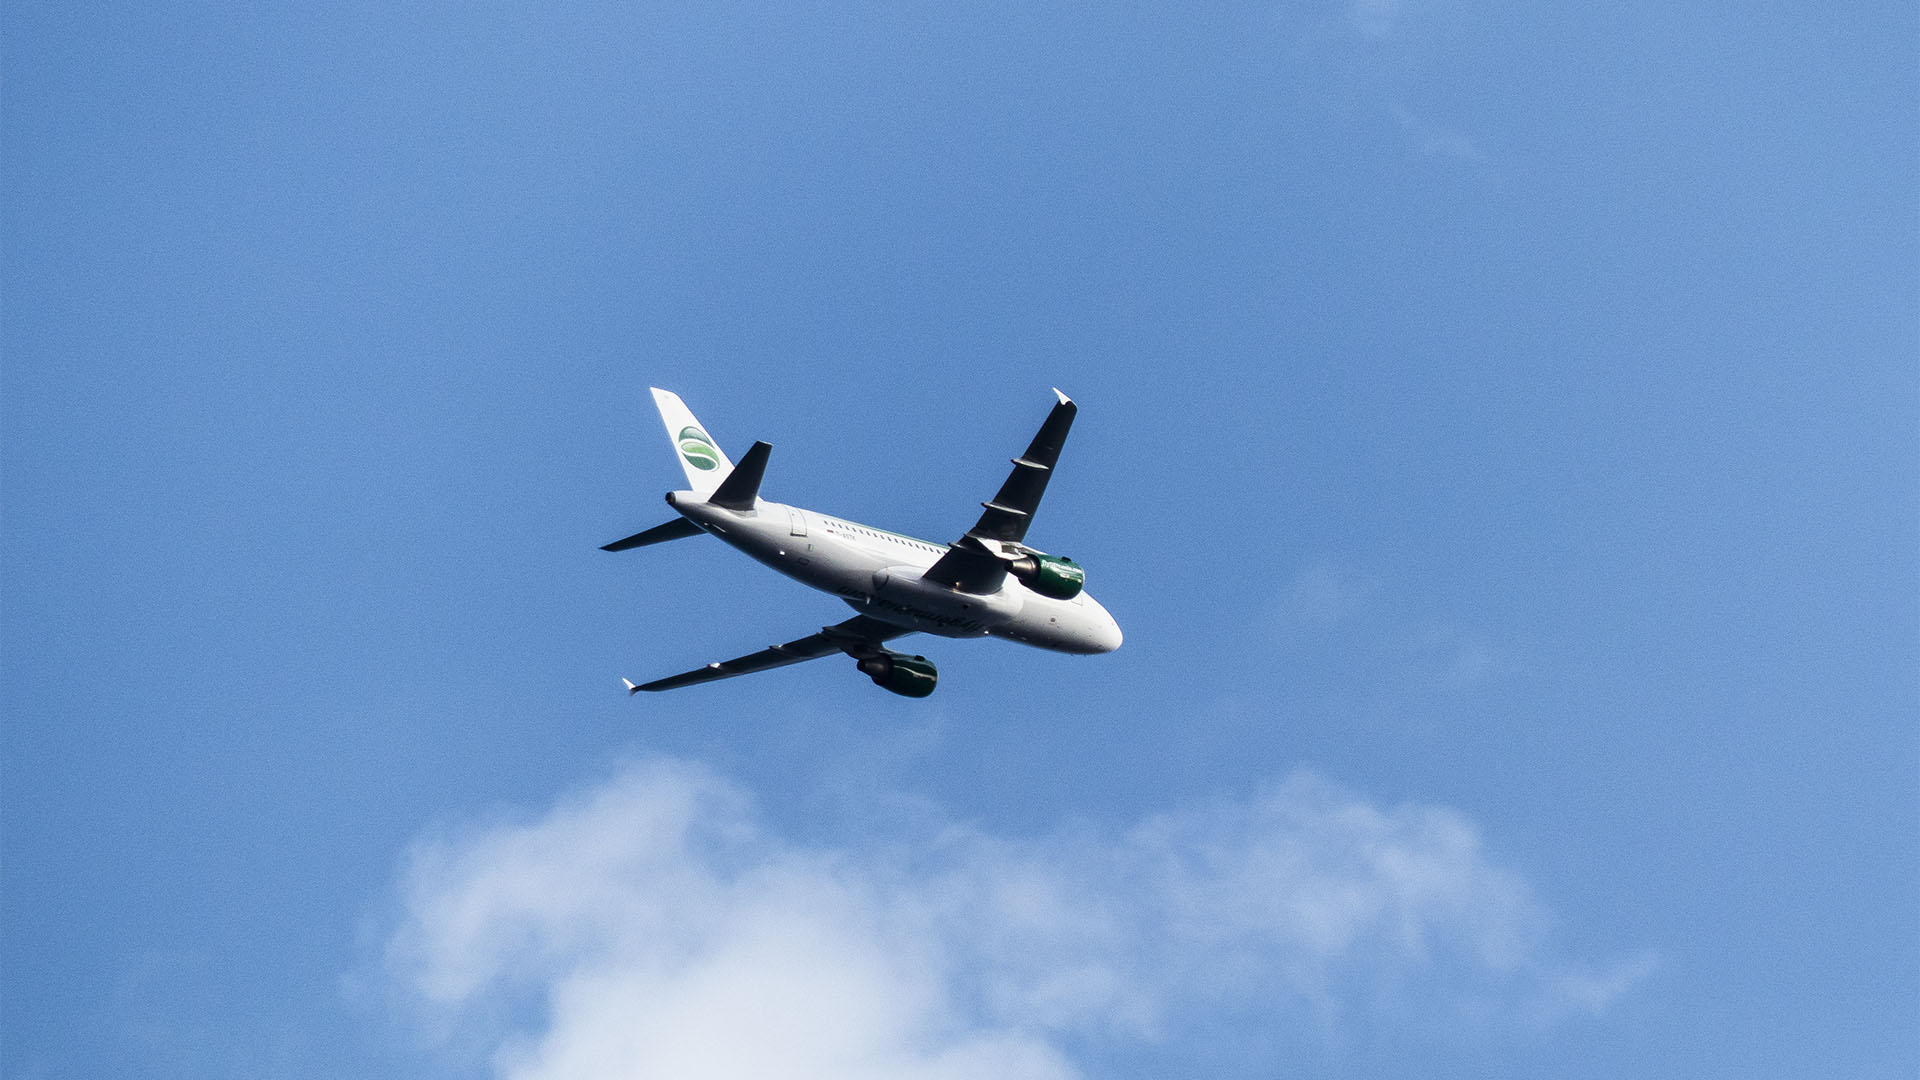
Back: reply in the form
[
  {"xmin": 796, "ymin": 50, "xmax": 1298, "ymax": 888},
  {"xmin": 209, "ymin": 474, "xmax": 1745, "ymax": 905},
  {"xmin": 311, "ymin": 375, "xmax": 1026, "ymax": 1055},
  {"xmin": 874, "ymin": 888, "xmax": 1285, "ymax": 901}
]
[{"xmin": 678, "ymin": 426, "xmax": 720, "ymax": 471}]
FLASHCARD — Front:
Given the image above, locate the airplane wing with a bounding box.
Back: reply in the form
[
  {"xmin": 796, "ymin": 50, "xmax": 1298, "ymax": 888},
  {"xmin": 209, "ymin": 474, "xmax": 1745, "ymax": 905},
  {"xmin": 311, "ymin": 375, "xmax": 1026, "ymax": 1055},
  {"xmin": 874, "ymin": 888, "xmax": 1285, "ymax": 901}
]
[
  {"xmin": 629, "ymin": 614, "xmax": 913, "ymax": 693},
  {"xmin": 921, "ymin": 389, "xmax": 1077, "ymax": 594}
]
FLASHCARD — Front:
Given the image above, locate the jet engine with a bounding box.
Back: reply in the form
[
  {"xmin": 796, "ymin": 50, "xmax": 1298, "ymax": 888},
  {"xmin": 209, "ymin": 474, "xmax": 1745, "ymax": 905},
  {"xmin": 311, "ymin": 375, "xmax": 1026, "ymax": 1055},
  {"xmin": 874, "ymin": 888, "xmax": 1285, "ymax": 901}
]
[
  {"xmin": 855, "ymin": 651, "xmax": 939, "ymax": 697},
  {"xmin": 1006, "ymin": 552, "xmax": 1085, "ymax": 600}
]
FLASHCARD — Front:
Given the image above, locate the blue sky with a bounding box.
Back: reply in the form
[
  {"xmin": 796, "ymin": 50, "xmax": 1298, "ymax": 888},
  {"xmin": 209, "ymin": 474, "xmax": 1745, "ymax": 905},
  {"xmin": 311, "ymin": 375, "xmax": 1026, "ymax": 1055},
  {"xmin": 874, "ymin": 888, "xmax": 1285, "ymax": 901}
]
[{"xmin": 4, "ymin": 3, "xmax": 1915, "ymax": 1078}]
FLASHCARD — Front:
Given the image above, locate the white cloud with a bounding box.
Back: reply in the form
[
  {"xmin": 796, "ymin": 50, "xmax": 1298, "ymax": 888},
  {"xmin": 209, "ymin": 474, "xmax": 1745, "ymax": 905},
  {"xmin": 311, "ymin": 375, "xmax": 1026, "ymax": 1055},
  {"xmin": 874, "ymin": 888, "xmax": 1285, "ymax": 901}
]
[
  {"xmin": 1290, "ymin": 0, "xmax": 1493, "ymax": 164},
  {"xmin": 1391, "ymin": 101, "xmax": 1486, "ymax": 162},
  {"xmin": 380, "ymin": 758, "xmax": 1650, "ymax": 1078},
  {"xmin": 1351, "ymin": 0, "xmax": 1405, "ymax": 38},
  {"xmin": 1277, "ymin": 562, "xmax": 1380, "ymax": 629}
]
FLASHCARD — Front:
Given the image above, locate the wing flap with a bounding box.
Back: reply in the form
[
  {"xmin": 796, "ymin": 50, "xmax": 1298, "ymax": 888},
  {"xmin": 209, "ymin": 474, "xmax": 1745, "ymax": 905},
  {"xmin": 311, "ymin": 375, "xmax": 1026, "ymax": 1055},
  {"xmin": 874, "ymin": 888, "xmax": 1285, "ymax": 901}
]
[{"xmin": 921, "ymin": 542, "xmax": 1008, "ymax": 594}]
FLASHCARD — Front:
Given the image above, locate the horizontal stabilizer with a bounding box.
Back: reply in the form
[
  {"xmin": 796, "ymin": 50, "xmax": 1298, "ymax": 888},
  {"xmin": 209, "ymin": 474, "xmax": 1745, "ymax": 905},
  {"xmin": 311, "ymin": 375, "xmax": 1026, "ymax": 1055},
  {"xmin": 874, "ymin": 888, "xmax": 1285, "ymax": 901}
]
[
  {"xmin": 708, "ymin": 441, "xmax": 771, "ymax": 511},
  {"xmin": 601, "ymin": 517, "xmax": 703, "ymax": 551}
]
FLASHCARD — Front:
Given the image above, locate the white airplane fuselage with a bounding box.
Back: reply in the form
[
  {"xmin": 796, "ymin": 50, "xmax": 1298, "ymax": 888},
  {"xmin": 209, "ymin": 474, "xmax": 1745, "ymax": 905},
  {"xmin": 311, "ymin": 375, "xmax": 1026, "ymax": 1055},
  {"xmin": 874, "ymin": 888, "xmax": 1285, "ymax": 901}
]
[{"xmin": 666, "ymin": 490, "xmax": 1123, "ymax": 655}]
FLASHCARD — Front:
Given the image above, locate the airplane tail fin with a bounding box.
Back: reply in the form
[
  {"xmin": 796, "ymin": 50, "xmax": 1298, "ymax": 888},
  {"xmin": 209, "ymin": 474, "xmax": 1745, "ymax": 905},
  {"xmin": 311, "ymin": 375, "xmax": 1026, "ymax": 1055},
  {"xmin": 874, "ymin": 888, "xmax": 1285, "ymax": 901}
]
[{"xmin": 650, "ymin": 387, "xmax": 735, "ymax": 498}]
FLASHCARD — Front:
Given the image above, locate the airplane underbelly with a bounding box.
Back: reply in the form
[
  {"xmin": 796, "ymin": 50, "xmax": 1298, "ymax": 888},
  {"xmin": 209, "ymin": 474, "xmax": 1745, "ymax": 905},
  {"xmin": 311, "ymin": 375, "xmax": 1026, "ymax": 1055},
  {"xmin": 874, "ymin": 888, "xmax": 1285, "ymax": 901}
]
[{"xmin": 861, "ymin": 566, "xmax": 1022, "ymax": 637}]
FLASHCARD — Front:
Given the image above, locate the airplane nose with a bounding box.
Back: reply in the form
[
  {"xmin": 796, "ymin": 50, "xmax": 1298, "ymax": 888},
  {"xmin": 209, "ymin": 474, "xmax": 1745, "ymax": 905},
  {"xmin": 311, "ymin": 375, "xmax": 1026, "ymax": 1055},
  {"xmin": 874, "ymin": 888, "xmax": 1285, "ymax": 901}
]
[{"xmin": 1080, "ymin": 600, "xmax": 1122, "ymax": 653}]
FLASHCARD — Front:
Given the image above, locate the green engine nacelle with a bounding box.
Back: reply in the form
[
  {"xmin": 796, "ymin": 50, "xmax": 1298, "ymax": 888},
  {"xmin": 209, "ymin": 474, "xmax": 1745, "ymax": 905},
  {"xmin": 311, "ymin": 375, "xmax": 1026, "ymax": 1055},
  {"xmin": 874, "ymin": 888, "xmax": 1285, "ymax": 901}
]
[
  {"xmin": 1009, "ymin": 553, "xmax": 1086, "ymax": 600},
  {"xmin": 855, "ymin": 652, "xmax": 939, "ymax": 697}
]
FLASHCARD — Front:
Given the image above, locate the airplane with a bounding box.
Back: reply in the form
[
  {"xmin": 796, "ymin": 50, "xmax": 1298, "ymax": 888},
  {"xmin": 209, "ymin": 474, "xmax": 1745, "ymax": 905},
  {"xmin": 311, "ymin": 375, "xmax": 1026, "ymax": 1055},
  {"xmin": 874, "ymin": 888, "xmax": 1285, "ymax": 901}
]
[{"xmin": 603, "ymin": 387, "xmax": 1122, "ymax": 697}]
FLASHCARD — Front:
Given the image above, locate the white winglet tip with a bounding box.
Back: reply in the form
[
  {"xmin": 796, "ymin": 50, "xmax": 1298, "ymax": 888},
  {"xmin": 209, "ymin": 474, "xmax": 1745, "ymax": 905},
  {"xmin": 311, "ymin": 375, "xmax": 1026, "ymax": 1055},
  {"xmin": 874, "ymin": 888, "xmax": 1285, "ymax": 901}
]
[
  {"xmin": 622, "ymin": 678, "xmax": 640, "ymax": 696},
  {"xmin": 1052, "ymin": 387, "xmax": 1071, "ymax": 405}
]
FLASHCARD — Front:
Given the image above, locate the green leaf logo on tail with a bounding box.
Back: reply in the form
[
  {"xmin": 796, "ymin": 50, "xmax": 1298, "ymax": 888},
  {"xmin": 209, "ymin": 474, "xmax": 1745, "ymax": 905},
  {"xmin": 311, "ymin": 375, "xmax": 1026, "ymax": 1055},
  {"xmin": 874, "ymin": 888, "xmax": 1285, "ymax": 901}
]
[{"xmin": 678, "ymin": 426, "xmax": 720, "ymax": 471}]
